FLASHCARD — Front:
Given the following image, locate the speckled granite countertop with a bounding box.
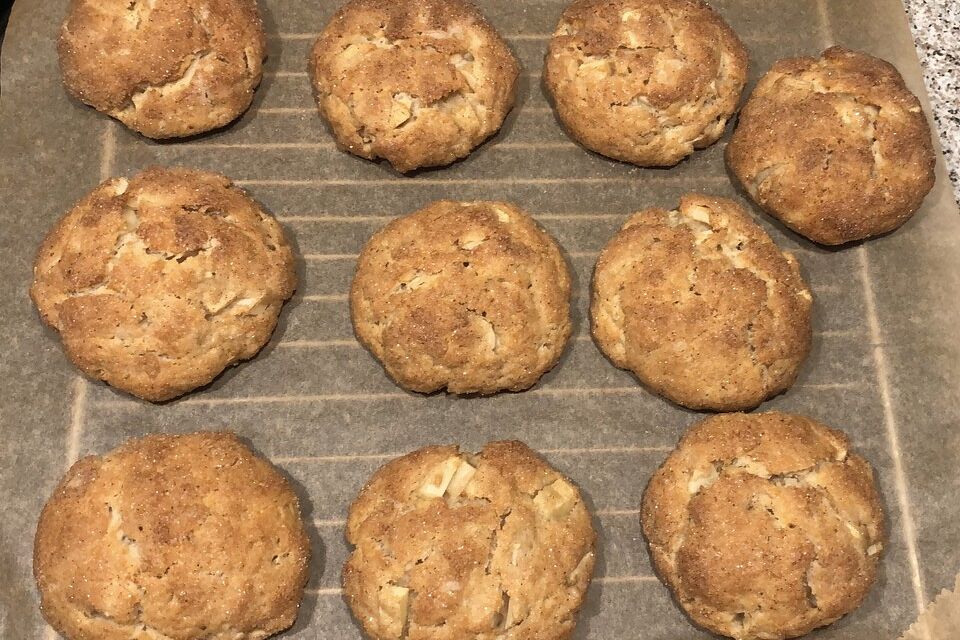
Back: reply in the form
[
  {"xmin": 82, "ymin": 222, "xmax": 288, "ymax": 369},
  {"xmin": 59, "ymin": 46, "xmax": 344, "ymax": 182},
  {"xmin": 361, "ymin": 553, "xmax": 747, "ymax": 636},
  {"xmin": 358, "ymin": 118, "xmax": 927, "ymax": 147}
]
[{"xmin": 904, "ymin": 0, "xmax": 960, "ymax": 204}]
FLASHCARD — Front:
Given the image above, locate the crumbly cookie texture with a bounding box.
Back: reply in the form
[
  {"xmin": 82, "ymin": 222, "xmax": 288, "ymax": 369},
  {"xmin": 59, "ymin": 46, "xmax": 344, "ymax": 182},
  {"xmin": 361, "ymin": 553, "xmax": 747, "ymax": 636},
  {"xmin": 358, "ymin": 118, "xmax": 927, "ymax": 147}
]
[
  {"xmin": 350, "ymin": 200, "xmax": 571, "ymax": 394},
  {"xmin": 591, "ymin": 194, "xmax": 812, "ymax": 411},
  {"xmin": 58, "ymin": 0, "xmax": 266, "ymax": 138},
  {"xmin": 30, "ymin": 166, "xmax": 296, "ymax": 402},
  {"xmin": 343, "ymin": 440, "xmax": 597, "ymax": 640},
  {"xmin": 309, "ymin": 0, "xmax": 519, "ymax": 172},
  {"xmin": 34, "ymin": 432, "xmax": 311, "ymax": 640},
  {"xmin": 726, "ymin": 46, "xmax": 936, "ymax": 245},
  {"xmin": 544, "ymin": 0, "xmax": 748, "ymax": 167},
  {"xmin": 641, "ymin": 412, "xmax": 884, "ymax": 640}
]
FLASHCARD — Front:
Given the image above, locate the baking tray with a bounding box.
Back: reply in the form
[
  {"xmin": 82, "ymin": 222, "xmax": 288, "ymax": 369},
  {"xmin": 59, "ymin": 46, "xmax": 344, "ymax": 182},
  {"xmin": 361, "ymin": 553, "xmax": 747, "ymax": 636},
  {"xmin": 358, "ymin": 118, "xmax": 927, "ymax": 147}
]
[{"xmin": 2, "ymin": 0, "xmax": 959, "ymax": 637}]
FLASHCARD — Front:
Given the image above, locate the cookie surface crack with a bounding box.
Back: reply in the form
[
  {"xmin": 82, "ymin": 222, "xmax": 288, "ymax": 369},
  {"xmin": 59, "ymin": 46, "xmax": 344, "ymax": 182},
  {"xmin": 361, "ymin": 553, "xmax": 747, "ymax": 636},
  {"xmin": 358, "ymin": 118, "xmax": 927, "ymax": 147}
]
[
  {"xmin": 804, "ymin": 561, "xmax": 821, "ymax": 610},
  {"xmin": 124, "ymin": 0, "xmax": 150, "ymax": 29},
  {"xmin": 116, "ymin": 51, "xmax": 213, "ymax": 116},
  {"xmin": 747, "ymin": 162, "xmax": 788, "ymax": 198},
  {"xmin": 668, "ymin": 204, "xmax": 784, "ymax": 385},
  {"xmin": 100, "ymin": 496, "xmax": 165, "ymax": 638}
]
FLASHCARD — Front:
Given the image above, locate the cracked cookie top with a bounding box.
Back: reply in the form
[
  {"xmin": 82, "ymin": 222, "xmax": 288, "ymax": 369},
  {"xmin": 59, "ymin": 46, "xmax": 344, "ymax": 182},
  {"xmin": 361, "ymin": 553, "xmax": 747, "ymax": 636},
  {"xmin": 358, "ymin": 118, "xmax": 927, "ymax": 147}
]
[
  {"xmin": 544, "ymin": 0, "xmax": 748, "ymax": 167},
  {"xmin": 30, "ymin": 167, "xmax": 296, "ymax": 402},
  {"xmin": 350, "ymin": 200, "xmax": 571, "ymax": 395},
  {"xmin": 58, "ymin": 0, "xmax": 266, "ymax": 138},
  {"xmin": 591, "ymin": 194, "xmax": 812, "ymax": 411},
  {"xmin": 34, "ymin": 432, "xmax": 310, "ymax": 640},
  {"xmin": 641, "ymin": 412, "xmax": 884, "ymax": 640},
  {"xmin": 309, "ymin": 0, "xmax": 519, "ymax": 172},
  {"xmin": 726, "ymin": 46, "xmax": 936, "ymax": 245},
  {"xmin": 343, "ymin": 440, "xmax": 597, "ymax": 640}
]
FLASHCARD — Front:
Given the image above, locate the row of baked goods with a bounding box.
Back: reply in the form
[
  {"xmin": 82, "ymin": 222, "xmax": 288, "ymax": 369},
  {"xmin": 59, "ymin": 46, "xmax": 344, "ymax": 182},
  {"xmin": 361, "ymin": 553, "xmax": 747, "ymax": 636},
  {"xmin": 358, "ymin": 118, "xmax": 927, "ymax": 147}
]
[
  {"xmin": 34, "ymin": 412, "xmax": 885, "ymax": 640},
  {"xmin": 58, "ymin": 0, "xmax": 935, "ymax": 245},
  {"xmin": 31, "ymin": 167, "xmax": 813, "ymax": 410},
  {"xmin": 351, "ymin": 194, "xmax": 814, "ymax": 411}
]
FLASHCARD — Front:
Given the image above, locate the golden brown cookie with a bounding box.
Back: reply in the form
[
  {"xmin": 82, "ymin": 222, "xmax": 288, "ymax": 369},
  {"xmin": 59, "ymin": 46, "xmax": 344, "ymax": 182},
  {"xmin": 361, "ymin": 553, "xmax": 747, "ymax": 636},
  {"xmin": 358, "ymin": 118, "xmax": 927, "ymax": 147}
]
[
  {"xmin": 34, "ymin": 432, "xmax": 310, "ymax": 640},
  {"xmin": 544, "ymin": 0, "xmax": 748, "ymax": 167},
  {"xmin": 591, "ymin": 194, "xmax": 812, "ymax": 411},
  {"xmin": 309, "ymin": 0, "xmax": 519, "ymax": 172},
  {"xmin": 30, "ymin": 167, "xmax": 297, "ymax": 402},
  {"xmin": 58, "ymin": 0, "xmax": 266, "ymax": 138},
  {"xmin": 726, "ymin": 46, "xmax": 936, "ymax": 245},
  {"xmin": 350, "ymin": 200, "xmax": 571, "ymax": 394},
  {"xmin": 641, "ymin": 412, "xmax": 885, "ymax": 640},
  {"xmin": 343, "ymin": 440, "xmax": 597, "ymax": 640}
]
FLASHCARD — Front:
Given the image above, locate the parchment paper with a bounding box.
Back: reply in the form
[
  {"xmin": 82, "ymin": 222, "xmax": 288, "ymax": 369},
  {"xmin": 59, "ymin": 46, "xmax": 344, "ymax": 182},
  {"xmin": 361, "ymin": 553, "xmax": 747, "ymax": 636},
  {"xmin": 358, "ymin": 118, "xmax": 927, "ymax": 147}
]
[{"xmin": 2, "ymin": 0, "xmax": 959, "ymax": 638}]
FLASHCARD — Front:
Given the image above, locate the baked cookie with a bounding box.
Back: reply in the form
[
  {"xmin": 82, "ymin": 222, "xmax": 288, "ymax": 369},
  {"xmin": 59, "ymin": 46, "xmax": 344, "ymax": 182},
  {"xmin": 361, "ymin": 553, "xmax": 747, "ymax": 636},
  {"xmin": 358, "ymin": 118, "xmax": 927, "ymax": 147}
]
[
  {"xmin": 544, "ymin": 0, "xmax": 748, "ymax": 167},
  {"xmin": 309, "ymin": 0, "xmax": 519, "ymax": 172},
  {"xmin": 726, "ymin": 46, "xmax": 936, "ymax": 245},
  {"xmin": 58, "ymin": 0, "xmax": 266, "ymax": 138},
  {"xmin": 641, "ymin": 412, "xmax": 884, "ymax": 640},
  {"xmin": 30, "ymin": 167, "xmax": 296, "ymax": 402},
  {"xmin": 591, "ymin": 194, "xmax": 812, "ymax": 411},
  {"xmin": 343, "ymin": 440, "xmax": 596, "ymax": 640},
  {"xmin": 350, "ymin": 200, "xmax": 571, "ymax": 394},
  {"xmin": 34, "ymin": 432, "xmax": 310, "ymax": 640}
]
